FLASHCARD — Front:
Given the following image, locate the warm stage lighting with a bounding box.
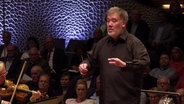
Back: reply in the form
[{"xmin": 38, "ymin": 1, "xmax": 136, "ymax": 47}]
[{"xmin": 162, "ymin": 4, "xmax": 184, "ymax": 9}]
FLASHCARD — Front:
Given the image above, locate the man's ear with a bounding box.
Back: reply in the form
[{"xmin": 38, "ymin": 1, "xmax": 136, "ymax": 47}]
[{"xmin": 122, "ymin": 22, "xmax": 126, "ymax": 27}]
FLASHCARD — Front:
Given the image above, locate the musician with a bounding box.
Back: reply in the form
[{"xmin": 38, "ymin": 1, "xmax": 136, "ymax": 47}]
[
  {"xmin": 0, "ymin": 61, "xmax": 41, "ymax": 103},
  {"xmin": 0, "ymin": 60, "xmax": 12, "ymax": 104}
]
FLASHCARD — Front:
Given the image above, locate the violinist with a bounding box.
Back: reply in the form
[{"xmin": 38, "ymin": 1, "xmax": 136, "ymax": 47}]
[
  {"xmin": 0, "ymin": 61, "xmax": 11, "ymax": 104},
  {"xmin": 0, "ymin": 61, "xmax": 41, "ymax": 103}
]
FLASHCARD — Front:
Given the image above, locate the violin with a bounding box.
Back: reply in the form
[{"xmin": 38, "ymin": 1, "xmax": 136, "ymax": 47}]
[
  {"xmin": 0, "ymin": 61, "xmax": 49, "ymax": 103},
  {"xmin": 0, "ymin": 80, "xmax": 32, "ymax": 101}
]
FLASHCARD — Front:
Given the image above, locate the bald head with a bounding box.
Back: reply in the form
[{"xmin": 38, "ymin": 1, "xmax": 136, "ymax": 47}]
[
  {"xmin": 31, "ymin": 65, "xmax": 43, "ymax": 82},
  {"xmin": 31, "ymin": 65, "xmax": 42, "ymax": 73}
]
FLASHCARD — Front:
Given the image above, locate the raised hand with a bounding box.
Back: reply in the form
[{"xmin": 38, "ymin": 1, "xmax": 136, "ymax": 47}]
[{"xmin": 79, "ymin": 63, "xmax": 88, "ymax": 75}]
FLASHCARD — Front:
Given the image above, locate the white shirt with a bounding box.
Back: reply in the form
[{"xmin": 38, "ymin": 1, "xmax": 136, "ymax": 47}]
[
  {"xmin": 48, "ymin": 48, "xmax": 54, "ymax": 70},
  {"xmin": 21, "ymin": 51, "xmax": 29, "ymax": 60},
  {"xmin": 65, "ymin": 98, "xmax": 95, "ymax": 104},
  {"xmin": 90, "ymin": 92, "xmax": 99, "ymax": 104},
  {"xmin": 1, "ymin": 47, "xmax": 7, "ymax": 58}
]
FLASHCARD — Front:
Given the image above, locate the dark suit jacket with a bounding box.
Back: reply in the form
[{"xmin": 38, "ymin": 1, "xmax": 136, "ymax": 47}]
[
  {"xmin": 0, "ymin": 56, "xmax": 22, "ymax": 83},
  {"xmin": 24, "ymin": 58, "xmax": 50, "ymax": 77},
  {"xmin": 149, "ymin": 22, "xmax": 175, "ymax": 46},
  {"xmin": 41, "ymin": 47, "xmax": 68, "ymax": 74},
  {"xmin": 126, "ymin": 20, "xmax": 150, "ymax": 46},
  {"xmin": 86, "ymin": 38, "xmax": 95, "ymax": 51}
]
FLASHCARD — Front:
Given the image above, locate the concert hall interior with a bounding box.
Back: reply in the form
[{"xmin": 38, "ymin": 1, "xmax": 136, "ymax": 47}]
[{"xmin": 0, "ymin": 0, "xmax": 184, "ymax": 104}]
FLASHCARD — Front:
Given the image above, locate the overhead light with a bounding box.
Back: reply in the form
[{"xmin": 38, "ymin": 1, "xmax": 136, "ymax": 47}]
[
  {"xmin": 162, "ymin": 4, "xmax": 184, "ymax": 9},
  {"xmin": 162, "ymin": 4, "xmax": 170, "ymax": 9}
]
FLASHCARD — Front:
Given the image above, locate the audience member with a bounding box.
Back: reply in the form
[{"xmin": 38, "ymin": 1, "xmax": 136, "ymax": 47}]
[
  {"xmin": 126, "ymin": 8, "xmax": 150, "ymax": 46},
  {"xmin": 170, "ymin": 46, "xmax": 184, "ymax": 76},
  {"xmin": 58, "ymin": 72, "xmax": 72, "ymax": 104},
  {"xmin": 65, "ymin": 79, "xmax": 95, "ymax": 104},
  {"xmin": 40, "ymin": 36, "xmax": 67, "ymax": 73},
  {"xmin": 168, "ymin": 1, "xmax": 184, "ymax": 51},
  {"xmin": 148, "ymin": 10, "xmax": 175, "ymax": 56},
  {"xmin": 0, "ymin": 31, "xmax": 12, "ymax": 58},
  {"xmin": 25, "ymin": 65, "xmax": 43, "ymax": 90},
  {"xmin": 0, "ymin": 44, "xmax": 22, "ymax": 83},
  {"xmin": 29, "ymin": 72, "xmax": 60, "ymax": 102},
  {"xmin": 149, "ymin": 52, "xmax": 178, "ymax": 86},
  {"xmin": 142, "ymin": 66, "xmax": 157, "ymax": 90},
  {"xmin": 147, "ymin": 87, "xmax": 161, "ymax": 104},
  {"xmin": 68, "ymin": 44, "xmax": 87, "ymax": 77},
  {"xmin": 24, "ymin": 47, "xmax": 50, "ymax": 77},
  {"xmin": 21, "ymin": 36, "xmax": 40, "ymax": 60},
  {"xmin": 64, "ymin": 70, "xmax": 96, "ymax": 102},
  {"xmin": 157, "ymin": 76, "xmax": 172, "ymax": 92},
  {"xmin": 37, "ymin": 73, "xmax": 50, "ymax": 97},
  {"xmin": 40, "ymin": 36, "xmax": 67, "ymax": 85},
  {"xmin": 156, "ymin": 76, "xmax": 179, "ymax": 104}
]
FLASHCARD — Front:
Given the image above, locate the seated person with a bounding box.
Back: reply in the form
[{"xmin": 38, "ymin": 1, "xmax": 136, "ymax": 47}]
[
  {"xmin": 64, "ymin": 70, "xmax": 96, "ymax": 101},
  {"xmin": 170, "ymin": 46, "xmax": 184, "ymax": 77},
  {"xmin": 149, "ymin": 52, "xmax": 179, "ymax": 87},
  {"xmin": 57, "ymin": 72, "xmax": 72, "ymax": 104},
  {"xmin": 24, "ymin": 47, "xmax": 50, "ymax": 77},
  {"xmin": 25, "ymin": 65, "xmax": 43, "ymax": 90},
  {"xmin": 21, "ymin": 36, "xmax": 40, "ymax": 60},
  {"xmin": 29, "ymin": 72, "xmax": 60, "ymax": 102},
  {"xmin": 0, "ymin": 44, "xmax": 22, "ymax": 83},
  {"xmin": 147, "ymin": 87, "xmax": 161, "ymax": 104},
  {"xmin": 68, "ymin": 44, "xmax": 87, "ymax": 78},
  {"xmin": 147, "ymin": 87, "xmax": 177, "ymax": 104},
  {"xmin": 0, "ymin": 61, "xmax": 41, "ymax": 104},
  {"xmin": 156, "ymin": 76, "xmax": 178, "ymax": 104},
  {"xmin": 65, "ymin": 79, "xmax": 95, "ymax": 104},
  {"xmin": 59, "ymin": 72, "xmax": 71, "ymax": 97}
]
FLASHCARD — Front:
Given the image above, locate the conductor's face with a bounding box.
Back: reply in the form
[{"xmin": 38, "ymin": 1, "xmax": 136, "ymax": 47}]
[{"xmin": 106, "ymin": 12, "xmax": 125, "ymax": 39}]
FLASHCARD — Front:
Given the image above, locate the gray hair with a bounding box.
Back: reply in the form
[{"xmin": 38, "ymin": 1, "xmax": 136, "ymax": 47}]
[
  {"xmin": 157, "ymin": 76, "xmax": 170, "ymax": 84},
  {"xmin": 106, "ymin": 7, "xmax": 129, "ymax": 22}
]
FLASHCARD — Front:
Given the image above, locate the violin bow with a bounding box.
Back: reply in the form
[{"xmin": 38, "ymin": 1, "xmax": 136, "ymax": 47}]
[{"xmin": 10, "ymin": 60, "xmax": 27, "ymax": 103}]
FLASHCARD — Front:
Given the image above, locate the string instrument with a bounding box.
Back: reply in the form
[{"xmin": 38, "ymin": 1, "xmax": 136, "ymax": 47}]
[
  {"xmin": 0, "ymin": 61, "xmax": 49, "ymax": 103},
  {"xmin": 0, "ymin": 80, "xmax": 49, "ymax": 102},
  {"xmin": 0, "ymin": 80, "xmax": 32, "ymax": 101}
]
